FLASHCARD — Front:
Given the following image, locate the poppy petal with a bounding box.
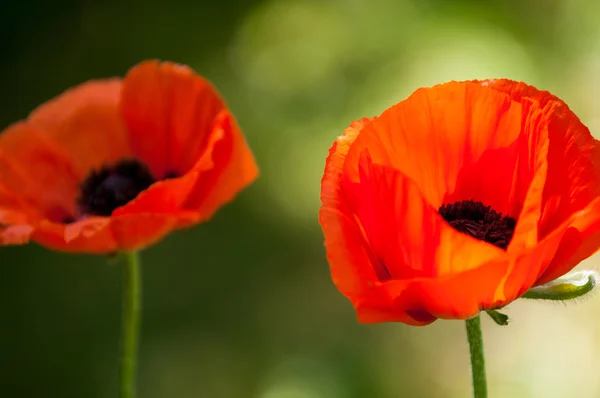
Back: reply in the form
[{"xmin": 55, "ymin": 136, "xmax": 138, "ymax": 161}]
[
  {"xmin": 366, "ymin": 227, "xmax": 565, "ymax": 323},
  {"xmin": 28, "ymin": 78, "xmax": 132, "ymax": 187},
  {"xmin": 344, "ymin": 82, "xmax": 524, "ymax": 213},
  {"xmin": 0, "ymin": 224, "xmax": 34, "ymax": 245},
  {"xmin": 29, "ymin": 79, "xmax": 122, "ymax": 133},
  {"xmin": 29, "ymin": 212, "xmax": 200, "ymax": 253},
  {"xmin": 490, "ymin": 192, "xmax": 600, "ymax": 304},
  {"xmin": 183, "ymin": 110, "xmax": 259, "ymax": 219},
  {"xmin": 112, "ymin": 175, "xmax": 199, "ymax": 217},
  {"xmin": 320, "ymin": 118, "xmax": 379, "ymax": 294},
  {"xmin": 535, "ymin": 197, "xmax": 600, "ymax": 285},
  {"xmin": 121, "ymin": 60, "xmax": 226, "ymax": 178},
  {"xmin": 370, "ymin": 259, "xmax": 508, "ymax": 323},
  {"xmin": 539, "ymin": 108, "xmax": 600, "ymax": 236},
  {"xmin": 482, "ymin": 79, "xmax": 600, "ymax": 284},
  {"xmin": 0, "ymin": 183, "xmax": 42, "ymax": 224},
  {"xmin": 479, "ymin": 101, "xmax": 551, "ymax": 299},
  {"xmin": 492, "ymin": 223, "xmax": 567, "ymax": 305},
  {"xmin": 503, "ymin": 100, "xmax": 549, "ymax": 252},
  {"xmin": 319, "ymin": 118, "xmax": 420, "ymax": 322},
  {"xmin": 0, "ymin": 122, "xmax": 79, "ymax": 222},
  {"xmin": 481, "ymin": 79, "xmax": 600, "ymax": 239},
  {"xmin": 353, "ymin": 277, "xmax": 438, "ymax": 325},
  {"xmin": 41, "ymin": 102, "xmax": 131, "ymax": 179},
  {"xmin": 343, "ymin": 151, "xmax": 505, "ymax": 279},
  {"xmin": 110, "ymin": 212, "xmax": 199, "ymax": 251},
  {"xmin": 113, "ymin": 110, "xmax": 226, "ymax": 218},
  {"xmin": 28, "ymin": 218, "xmax": 115, "ymax": 253}
]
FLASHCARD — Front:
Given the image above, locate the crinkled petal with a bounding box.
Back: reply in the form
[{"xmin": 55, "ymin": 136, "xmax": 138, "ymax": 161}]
[
  {"xmin": 481, "ymin": 79, "xmax": 600, "ymax": 238},
  {"xmin": 343, "ymin": 152, "xmax": 505, "ymax": 278},
  {"xmin": 536, "ymin": 197, "xmax": 600, "ymax": 285},
  {"xmin": 481, "ymin": 79, "xmax": 600, "ymax": 284},
  {"xmin": 121, "ymin": 60, "xmax": 226, "ymax": 178},
  {"xmin": 363, "ymin": 224, "xmax": 568, "ymax": 323},
  {"xmin": 115, "ymin": 109, "xmax": 257, "ymax": 222},
  {"xmin": 182, "ymin": 110, "xmax": 259, "ymax": 219},
  {"xmin": 112, "ymin": 124, "xmax": 221, "ymax": 217},
  {"xmin": 344, "ymin": 81, "xmax": 524, "ymax": 213},
  {"xmin": 320, "ymin": 118, "xmax": 379, "ymax": 297},
  {"xmin": 368, "ymin": 259, "xmax": 508, "ymax": 323}
]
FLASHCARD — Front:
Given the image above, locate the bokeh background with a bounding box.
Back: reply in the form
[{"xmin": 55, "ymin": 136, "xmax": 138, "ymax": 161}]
[{"xmin": 2, "ymin": 0, "xmax": 600, "ymax": 397}]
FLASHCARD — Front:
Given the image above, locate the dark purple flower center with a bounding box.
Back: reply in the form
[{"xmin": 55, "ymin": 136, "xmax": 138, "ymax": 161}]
[
  {"xmin": 75, "ymin": 159, "xmax": 156, "ymax": 218},
  {"xmin": 438, "ymin": 200, "xmax": 516, "ymax": 250}
]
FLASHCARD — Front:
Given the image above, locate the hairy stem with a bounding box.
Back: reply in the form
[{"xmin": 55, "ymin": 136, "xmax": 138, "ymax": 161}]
[
  {"xmin": 465, "ymin": 314, "xmax": 487, "ymax": 398},
  {"xmin": 119, "ymin": 251, "xmax": 142, "ymax": 398}
]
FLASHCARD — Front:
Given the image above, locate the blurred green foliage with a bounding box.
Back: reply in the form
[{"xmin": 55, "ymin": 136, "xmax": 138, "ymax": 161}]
[{"xmin": 3, "ymin": 0, "xmax": 600, "ymax": 397}]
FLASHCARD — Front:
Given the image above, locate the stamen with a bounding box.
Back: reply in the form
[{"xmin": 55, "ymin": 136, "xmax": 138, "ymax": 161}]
[
  {"xmin": 76, "ymin": 159, "xmax": 156, "ymax": 217},
  {"xmin": 438, "ymin": 200, "xmax": 516, "ymax": 250}
]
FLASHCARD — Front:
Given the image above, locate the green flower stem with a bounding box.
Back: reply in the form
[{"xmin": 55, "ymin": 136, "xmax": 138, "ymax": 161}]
[
  {"xmin": 119, "ymin": 251, "xmax": 142, "ymax": 398},
  {"xmin": 465, "ymin": 314, "xmax": 487, "ymax": 398}
]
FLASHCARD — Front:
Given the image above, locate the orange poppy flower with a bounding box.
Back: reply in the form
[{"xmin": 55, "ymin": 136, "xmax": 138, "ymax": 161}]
[
  {"xmin": 319, "ymin": 79, "xmax": 600, "ymax": 326},
  {"xmin": 0, "ymin": 60, "xmax": 258, "ymax": 253}
]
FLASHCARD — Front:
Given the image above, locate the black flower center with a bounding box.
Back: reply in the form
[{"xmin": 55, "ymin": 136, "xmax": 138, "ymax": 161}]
[
  {"xmin": 438, "ymin": 200, "xmax": 516, "ymax": 250},
  {"xmin": 76, "ymin": 159, "xmax": 156, "ymax": 217}
]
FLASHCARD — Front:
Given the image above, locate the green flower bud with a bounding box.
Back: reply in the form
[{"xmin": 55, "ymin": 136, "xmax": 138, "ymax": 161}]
[{"xmin": 522, "ymin": 269, "xmax": 598, "ymax": 301}]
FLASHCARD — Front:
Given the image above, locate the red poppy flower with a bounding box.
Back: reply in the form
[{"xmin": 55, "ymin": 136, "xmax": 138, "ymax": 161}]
[
  {"xmin": 0, "ymin": 60, "xmax": 258, "ymax": 253},
  {"xmin": 319, "ymin": 79, "xmax": 600, "ymax": 326}
]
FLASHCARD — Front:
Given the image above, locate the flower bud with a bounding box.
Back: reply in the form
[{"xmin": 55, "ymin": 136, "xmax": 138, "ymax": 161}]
[{"xmin": 522, "ymin": 270, "xmax": 598, "ymax": 301}]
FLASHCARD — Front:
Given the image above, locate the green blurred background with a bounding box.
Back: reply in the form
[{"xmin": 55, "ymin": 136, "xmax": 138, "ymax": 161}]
[{"xmin": 3, "ymin": 0, "xmax": 600, "ymax": 397}]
